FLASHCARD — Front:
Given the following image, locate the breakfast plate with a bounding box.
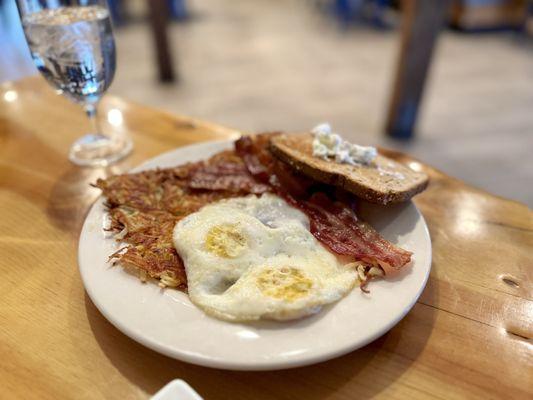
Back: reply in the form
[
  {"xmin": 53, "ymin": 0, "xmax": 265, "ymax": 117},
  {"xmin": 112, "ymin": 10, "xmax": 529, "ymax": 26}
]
[{"xmin": 78, "ymin": 139, "xmax": 432, "ymax": 371}]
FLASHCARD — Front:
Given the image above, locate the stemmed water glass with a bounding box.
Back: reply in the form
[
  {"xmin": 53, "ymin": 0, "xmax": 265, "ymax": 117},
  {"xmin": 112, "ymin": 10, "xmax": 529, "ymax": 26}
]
[{"xmin": 16, "ymin": 0, "xmax": 132, "ymax": 166}]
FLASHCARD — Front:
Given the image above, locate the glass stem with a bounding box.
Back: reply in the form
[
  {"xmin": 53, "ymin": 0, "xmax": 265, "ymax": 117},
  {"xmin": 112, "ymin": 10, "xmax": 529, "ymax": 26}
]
[{"xmin": 84, "ymin": 102, "xmax": 105, "ymax": 138}]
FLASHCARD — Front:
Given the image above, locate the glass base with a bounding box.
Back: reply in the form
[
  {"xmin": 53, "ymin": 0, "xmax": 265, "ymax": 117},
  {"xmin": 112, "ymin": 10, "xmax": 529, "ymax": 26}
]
[{"xmin": 69, "ymin": 133, "xmax": 133, "ymax": 167}]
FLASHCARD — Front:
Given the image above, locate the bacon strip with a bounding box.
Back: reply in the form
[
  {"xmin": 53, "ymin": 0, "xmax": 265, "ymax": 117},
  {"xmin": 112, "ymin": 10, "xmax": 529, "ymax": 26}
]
[
  {"xmin": 187, "ymin": 161, "xmax": 270, "ymax": 194},
  {"xmin": 286, "ymin": 193, "xmax": 412, "ymax": 275},
  {"xmin": 185, "ymin": 150, "xmax": 270, "ymax": 194},
  {"xmin": 235, "ymin": 134, "xmax": 412, "ymax": 275},
  {"xmin": 235, "ymin": 133, "xmax": 280, "ymax": 183}
]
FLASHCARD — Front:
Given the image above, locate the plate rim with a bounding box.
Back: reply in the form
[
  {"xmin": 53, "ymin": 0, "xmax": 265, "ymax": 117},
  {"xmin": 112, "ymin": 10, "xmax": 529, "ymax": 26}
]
[{"xmin": 78, "ymin": 139, "xmax": 432, "ymax": 371}]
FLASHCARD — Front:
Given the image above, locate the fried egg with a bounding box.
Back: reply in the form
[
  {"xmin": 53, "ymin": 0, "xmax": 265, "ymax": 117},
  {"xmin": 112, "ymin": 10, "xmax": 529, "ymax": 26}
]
[{"xmin": 173, "ymin": 194, "xmax": 358, "ymax": 321}]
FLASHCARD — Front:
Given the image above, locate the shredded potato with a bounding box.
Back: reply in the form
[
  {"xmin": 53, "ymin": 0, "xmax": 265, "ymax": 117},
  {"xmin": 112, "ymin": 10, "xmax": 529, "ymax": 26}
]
[{"xmin": 95, "ymin": 151, "xmax": 244, "ymax": 290}]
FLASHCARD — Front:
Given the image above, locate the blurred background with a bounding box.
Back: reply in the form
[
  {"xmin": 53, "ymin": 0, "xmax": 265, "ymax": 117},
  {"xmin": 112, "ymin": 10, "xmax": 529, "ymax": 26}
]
[{"xmin": 1, "ymin": 0, "xmax": 532, "ymax": 205}]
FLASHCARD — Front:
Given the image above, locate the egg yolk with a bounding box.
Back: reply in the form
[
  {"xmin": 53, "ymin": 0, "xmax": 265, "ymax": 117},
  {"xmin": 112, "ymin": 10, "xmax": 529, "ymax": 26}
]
[
  {"xmin": 205, "ymin": 223, "xmax": 247, "ymax": 258},
  {"xmin": 257, "ymin": 267, "xmax": 312, "ymax": 301}
]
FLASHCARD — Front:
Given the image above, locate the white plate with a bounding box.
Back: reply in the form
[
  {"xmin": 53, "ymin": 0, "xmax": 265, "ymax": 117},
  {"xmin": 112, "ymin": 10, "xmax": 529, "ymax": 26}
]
[{"xmin": 79, "ymin": 140, "xmax": 432, "ymax": 371}]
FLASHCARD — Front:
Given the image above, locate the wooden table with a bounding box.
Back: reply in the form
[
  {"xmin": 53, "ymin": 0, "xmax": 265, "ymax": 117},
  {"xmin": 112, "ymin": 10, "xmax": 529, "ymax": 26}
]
[{"xmin": 1, "ymin": 77, "xmax": 531, "ymax": 400}]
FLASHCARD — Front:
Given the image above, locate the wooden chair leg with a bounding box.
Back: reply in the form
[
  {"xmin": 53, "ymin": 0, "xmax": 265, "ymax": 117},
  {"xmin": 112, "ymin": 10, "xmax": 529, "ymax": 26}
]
[
  {"xmin": 385, "ymin": 0, "xmax": 451, "ymax": 139},
  {"xmin": 147, "ymin": 0, "xmax": 176, "ymax": 82}
]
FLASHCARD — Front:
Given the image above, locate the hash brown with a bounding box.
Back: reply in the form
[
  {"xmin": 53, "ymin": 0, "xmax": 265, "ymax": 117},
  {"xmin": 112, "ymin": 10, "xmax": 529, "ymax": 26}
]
[{"xmin": 95, "ymin": 150, "xmax": 253, "ymax": 289}]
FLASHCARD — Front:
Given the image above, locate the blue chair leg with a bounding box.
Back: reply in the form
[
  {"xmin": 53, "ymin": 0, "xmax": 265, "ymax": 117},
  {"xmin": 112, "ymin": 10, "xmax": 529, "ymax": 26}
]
[
  {"xmin": 335, "ymin": 0, "xmax": 362, "ymax": 23},
  {"xmin": 167, "ymin": 0, "xmax": 188, "ymax": 21},
  {"xmin": 107, "ymin": 0, "xmax": 124, "ymax": 25}
]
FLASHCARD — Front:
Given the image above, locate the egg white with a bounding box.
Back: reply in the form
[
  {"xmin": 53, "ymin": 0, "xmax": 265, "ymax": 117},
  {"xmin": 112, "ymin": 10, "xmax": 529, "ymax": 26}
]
[{"xmin": 173, "ymin": 193, "xmax": 358, "ymax": 322}]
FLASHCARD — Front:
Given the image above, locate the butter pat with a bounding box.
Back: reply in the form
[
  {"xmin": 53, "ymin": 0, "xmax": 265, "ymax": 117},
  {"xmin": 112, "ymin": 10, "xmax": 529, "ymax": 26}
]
[{"xmin": 311, "ymin": 123, "xmax": 377, "ymax": 165}]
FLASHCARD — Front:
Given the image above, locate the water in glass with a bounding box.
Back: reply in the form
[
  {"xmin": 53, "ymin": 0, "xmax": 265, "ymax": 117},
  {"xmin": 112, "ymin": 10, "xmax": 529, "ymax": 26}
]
[{"xmin": 22, "ymin": 6, "xmax": 115, "ymax": 105}]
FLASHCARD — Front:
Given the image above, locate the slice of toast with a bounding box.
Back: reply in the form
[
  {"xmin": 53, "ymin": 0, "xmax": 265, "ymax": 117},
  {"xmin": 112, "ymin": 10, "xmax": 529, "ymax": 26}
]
[{"xmin": 270, "ymin": 133, "xmax": 429, "ymax": 205}]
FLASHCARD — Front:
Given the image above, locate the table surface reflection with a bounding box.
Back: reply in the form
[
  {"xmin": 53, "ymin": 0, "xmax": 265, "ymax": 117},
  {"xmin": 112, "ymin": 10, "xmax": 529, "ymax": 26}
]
[{"xmin": 0, "ymin": 77, "xmax": 531, "ymax": 400}]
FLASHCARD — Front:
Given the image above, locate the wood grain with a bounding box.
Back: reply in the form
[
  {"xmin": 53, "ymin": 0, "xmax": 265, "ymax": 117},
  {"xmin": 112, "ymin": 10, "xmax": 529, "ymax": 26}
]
[{"xmin": 0, "ymin": 77, "xmax": 531, "ymax": 400}]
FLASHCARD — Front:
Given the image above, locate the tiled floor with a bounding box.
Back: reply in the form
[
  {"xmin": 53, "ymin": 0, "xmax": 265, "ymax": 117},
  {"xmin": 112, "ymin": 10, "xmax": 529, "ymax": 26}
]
[{"xmin": 2, "ymin": 0, "xmax": 532, "ymax": 205}]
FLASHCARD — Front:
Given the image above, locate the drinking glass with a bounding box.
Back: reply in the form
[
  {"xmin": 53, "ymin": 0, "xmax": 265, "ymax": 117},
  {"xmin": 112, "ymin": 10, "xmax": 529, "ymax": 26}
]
[{"xmin": 16, "ymin": 0, "xmax": 132, "ymax": 166}]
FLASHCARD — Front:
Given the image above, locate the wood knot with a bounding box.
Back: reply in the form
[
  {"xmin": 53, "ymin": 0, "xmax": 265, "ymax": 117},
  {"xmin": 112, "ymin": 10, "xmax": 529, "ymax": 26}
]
[
  {"xmin": 175, "ymin": 121, "xmax": 196, "ymax": 130},
  {"xmin": 504, "ymin": 325, "xmax": 531, "ymax": 342},
  {"xmin": 499, "ymin": 274, "xmax": 520, "ymax": 288}
]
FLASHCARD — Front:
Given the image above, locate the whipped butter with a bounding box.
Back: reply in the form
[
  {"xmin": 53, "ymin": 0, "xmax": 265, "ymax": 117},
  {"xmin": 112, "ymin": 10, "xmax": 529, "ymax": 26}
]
[{"xmin": 311, "ymin": 123, "xmax": 377, "ymax": 165}]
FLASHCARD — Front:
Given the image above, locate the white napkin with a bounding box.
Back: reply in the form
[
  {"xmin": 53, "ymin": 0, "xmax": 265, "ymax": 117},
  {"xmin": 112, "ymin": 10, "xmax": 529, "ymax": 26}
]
[{"xmin": 151, "ymin": 379, "xmax": 203, "ymax": 400}]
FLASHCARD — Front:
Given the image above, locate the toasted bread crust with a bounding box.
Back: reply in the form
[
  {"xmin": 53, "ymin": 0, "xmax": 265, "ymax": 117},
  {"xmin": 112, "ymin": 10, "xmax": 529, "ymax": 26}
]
[{"xmin": 270, "ymin": 133, "xmax": 429, "ymax": 204}]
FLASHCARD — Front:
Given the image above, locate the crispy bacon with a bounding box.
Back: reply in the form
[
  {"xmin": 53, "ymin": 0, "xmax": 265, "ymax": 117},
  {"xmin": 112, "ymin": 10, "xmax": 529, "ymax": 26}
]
[
  {"xmin": 235, "ymin": 133, "xmax": 280, "ymax": 182},
  {"xmin": 186, "ymin": 150, "xmax": 270, "ymax": 194},
  {"xmin": 235, "ymin": 134, "xmax": 315, "ymax": 197},
  {"xmin": 271, "ymin": 159, "xmax": 315, "ymax": 198},
  {"xmin": 286, "ymin": 193, "xmax": 412, "ymax": 275}
]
